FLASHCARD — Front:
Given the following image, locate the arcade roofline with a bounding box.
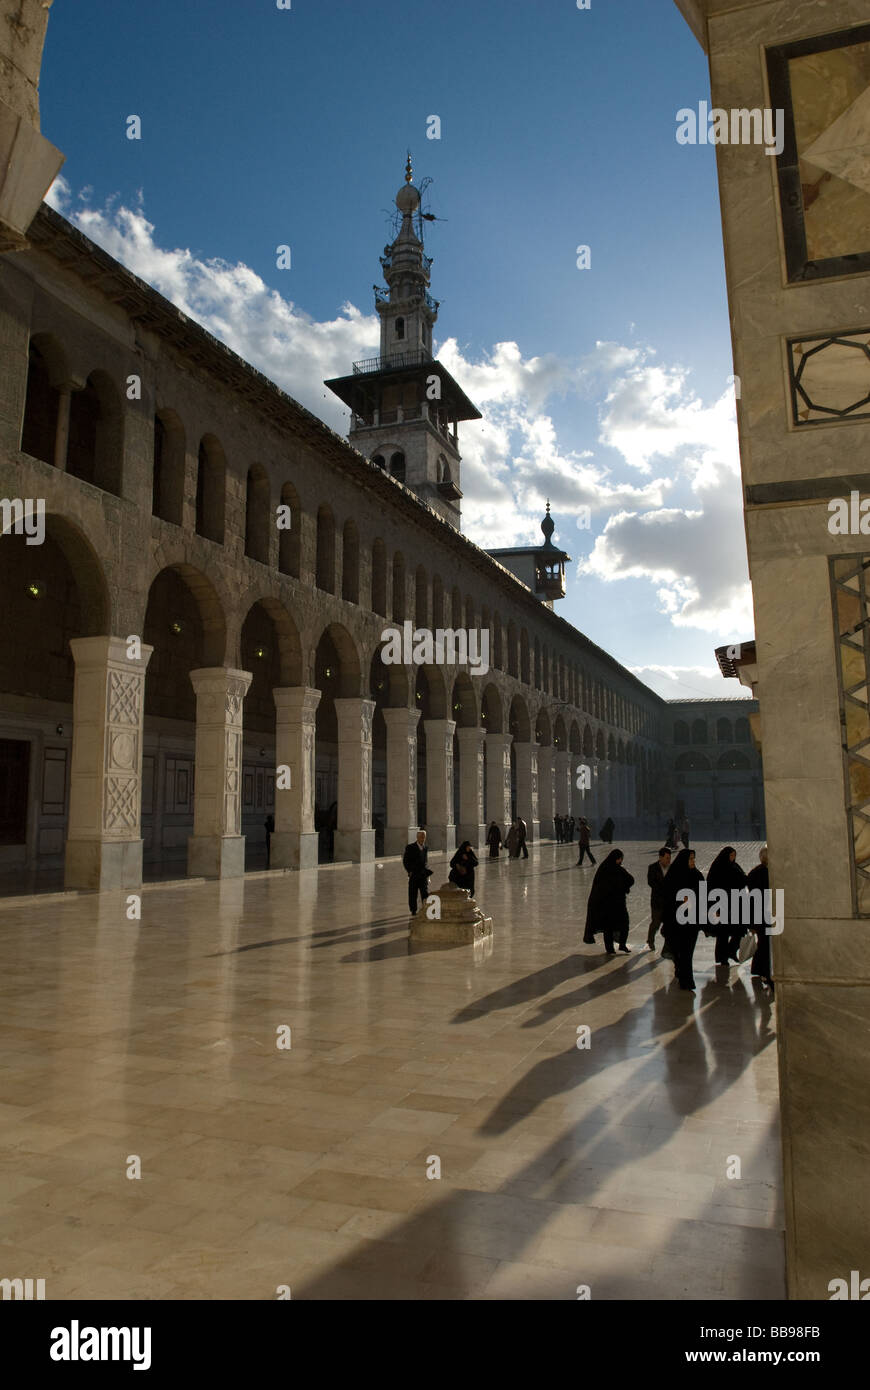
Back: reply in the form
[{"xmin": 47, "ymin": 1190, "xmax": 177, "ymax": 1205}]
[{"xmin": 18, "ymin": 203, "xmax": 665, "ymax": 711}]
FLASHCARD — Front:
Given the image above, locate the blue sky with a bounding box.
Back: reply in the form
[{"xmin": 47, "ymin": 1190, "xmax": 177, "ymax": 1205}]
[{"xmin": 40, "ymin": 0, "xmax": 751, "ymax": 700}]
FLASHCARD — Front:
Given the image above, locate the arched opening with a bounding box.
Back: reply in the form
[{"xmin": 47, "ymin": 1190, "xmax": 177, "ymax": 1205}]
[
  {"xmin": 313, "ymin": 623, "xmax": 361, "ymax": 863},
  {"xmin": 718, "ymin": 750, "xmax": 750, "ymax": 770},
  {"xmin": 673, "ymin": 720, "xmax": 689, "ymax": 745},
  {"xmin": 372, "ymin": 454, "xmax": 385, "ymax": 471},
  {"xmin": 735, "ymin": 717, "xmax": 751, "ymax": 743},
  {"xmin": 390, "ymin": 452, "xmax": 406, "ymax": 483},
  {"xmin": 342, "ymin": 520, "xmax": 360, "ymax": 604},
  {"xmin": 395, "ymin": 317, "xmax": 405, "ymax": 341},
  {"xmin": 371, "ymin": 539, "xmax": 387, "ymax": 616},
  {"xmin": 316, "ymin": 505, "xmax": 335, "ymax": 594},
  {"xmin": 278, "ymin": 480, "xmax": 301, "ymax": 578},
  {"xmin": 676, "ymin": 752, "xmax": 711, "ymax": 772},
  {"xmin": 68, "ymin": 370, "xmax": 123, "ymax": 495},
  {"xmin": 142, "ymin": 562, "xmax": 226, "ymax": 878},
  {"xmin": 392, "ymin": 552, "xmax": 406, "ymax": 623},
  {"xmin": 0, "ymin": 515, "xmax": 110, "ymax": 880},
  {"xmin": 195, "ymin": 435, "xmax": 226, "ymax": 544},
  {"xmin": 21, "ymin": 336, "xmax": 65, "ymax": 466},
  {"xmin": 152, "ymin": 410, "xmax": 185, "ymax": 525},
  {"xmin": 245, "ymin": 465, "xmax": 271, "ymax": 564},
  {"xmin": 717, "ymin": 716, "xmax": 733, "ymax": 744}
]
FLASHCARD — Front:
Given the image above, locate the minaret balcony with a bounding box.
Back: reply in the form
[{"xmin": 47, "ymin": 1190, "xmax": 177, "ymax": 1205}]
[{"xmin": 352, "ymin": 349, "xmax": 432, "ymax": 374}]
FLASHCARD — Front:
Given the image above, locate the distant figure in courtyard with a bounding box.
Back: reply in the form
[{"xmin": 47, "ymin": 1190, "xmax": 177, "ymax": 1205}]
[
  {"xmin": 403, "ymin": 828, "xmax": 432, "ymax": 914},
  {"xmin": 567, "ymin": 816, "xmax": 575, "ymax": 842},
  {"xmin": 486, "ymin": 821, "xmax": 502, "ymax": 859},
  {"xmin": 748, "ymin": 845, "xmax": 773, "ymax": 991},
  {"xmin": 707, "ymin": 845, "xmax": 748, "ymax": 965},
  {"xmin": 666, "ymin": 817, "xmax": 678, "ymax": 850},
  {"xmin": 680, "ymin": 816, "xmax": 690, "ymax": 849},
  {"xmin": 517, "ymin": 816, "xmax": 529, "ymax": 859},
  {"xmin": 600, "ymin": 817, "xmax": 614, "ymax": 844},
  {"xmin": 449, "ymin": 840, "xmax": 479, "ymax": 896},
  {"xmin": 661, "ymin": 847, "xmax": 705, "ymax": 991},
  {"xmin": 647, "ymin": 846, "xmax": 672, "ymax": 953},
  {"xmin": 505, "ymin": 820, "xmax": 520, "ymax": 858},
  {"xmin": 583, "ymin": 848, "xmax": 634, "ymax": 954},
  {"xmin": 554, "ymin": 813, "xmax": 563, "ymax": 842},
  {"xmin": 576, "ymin": 817, "xmax": 596, "ymax": 866}
]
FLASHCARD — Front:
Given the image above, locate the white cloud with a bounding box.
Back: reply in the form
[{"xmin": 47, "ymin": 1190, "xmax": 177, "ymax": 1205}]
[{"xmin": 42, "ymin": 183, "xmax": 751, "ymax": 638}]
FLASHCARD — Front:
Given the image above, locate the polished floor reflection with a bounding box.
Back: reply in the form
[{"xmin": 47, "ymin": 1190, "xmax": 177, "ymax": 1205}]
[{"xmin": 0, "ymin": 840, "xmax": 783, "ymax": 1300}]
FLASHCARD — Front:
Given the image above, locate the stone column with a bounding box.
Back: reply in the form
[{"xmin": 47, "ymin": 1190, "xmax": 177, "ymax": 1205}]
[
  {"xmin": 514, "ymin": 741, "xmax": 540, "ymax": 844},
  {"xmin": 270, "ymin": 686, "xmax": 320, "ymax": 869},
  {"xmin": 383, "ymin": 706, "xmax": 421, "ymax": 856},
  {"xmin": 456, "ymin": 726, "xmax": 486, "ymax": 851},
  {"xmin": 555, "ymin": 750, "xmax": 572, "ymax": 822},
  {"xmin": 538, "ymin": 746, "xmax": 555, "ymax": 839},
  {"xmin": 53, "ymin": 383, "xmax": 72, "ymax": 470},
  {"xmin": 423, "ymin": 718, "xmax": 456, "ymax": 853},
  {"xmin": 486, "ymin": 732, "xmax": 512, "ymax": 833},
  {"xmin": 187, "ymin": 667, "xmax": 252, "ymax": 879},
  {"xmin": 334, "ymin": 697, "xmax": 376, "ymax": 863},
  {"xmin": 64, "ymin": 636, "xmax": 153, "ymax": 892}
]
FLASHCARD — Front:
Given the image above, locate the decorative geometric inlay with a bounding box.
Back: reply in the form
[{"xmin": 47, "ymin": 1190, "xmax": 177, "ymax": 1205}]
[
  {"xmin": 832, "ymin": 554, "xmax": 870, "ymax": 914},
  {"xmin": 109, "ymin": 731, "xmax": 136, "ymax": 772},
  {"xmin": 104, "ymin": 775, "xmax": 138, "ymax": 832},
  {"xmin": 109, "ymin": 670, "xmax": 141, "ymax": 726},
  {"xmin": 789, "ymin": 332, "xmax": 870, "ymax": 424}
]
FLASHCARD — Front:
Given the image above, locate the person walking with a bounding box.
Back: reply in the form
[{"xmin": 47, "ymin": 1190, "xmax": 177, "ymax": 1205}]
[
  {"xmin": 403, "ymin": 828, "xmax": 432, "ymax": 914},
  {"xmin": 486, "ymin": 821, "xmax": 502, "ymax": 859},
  {"xmin": 583, "ymin": 848, "xmax": 634, "ymax": 954},
  {"xmin": 449, "ymin": 840, "xmax": 479, "ymax": 896},
  {"xmin": 748, "ymin": 845, "xmax": 773, "ymax": 990},
  {"xmin": 707, "ymin": 845, "xmax": 748, "ymax": 965},
  {"xmin": 567, "ymin": 816, "xmax": 575, "ymax": 842},
  {"xmin": 665, "ymin": 817, "xmax": 677, "ymax": 851},
  {"xmin": 517, "ymin": 817, "xmax": 529, "ymax": 859},
  {"xmin": 554, "ymin": 813, "xmax": 563, "ymax": 843},
  {"xmin": 576, "ymin": 817, "xmax": 596, "ymax": 866},
  {"xmin": 647, "ymin": 846, "xmax": 671, "ymax": 952},
  {"xmin": 505, "ymin": 820, "xmax": 520, "ymax": 859},
  {"xmin": 600, "ymin": 817, "xmax": 614, "ymax": 845},
  {"xmin": 680, "ymin": 816, "xmax": 690, "ymax": 849},
  {"xmin": 661, "ymin": 847, "xmax": 705, "ymax": 990}
]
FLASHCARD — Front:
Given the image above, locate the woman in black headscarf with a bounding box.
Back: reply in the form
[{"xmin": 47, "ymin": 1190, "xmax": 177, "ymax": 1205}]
[
  {"xmin": 486, "ymin": 821, "xmax": 502, "ymax": 859},
  {"xmin": 706, "ymin": 846, "xmax": 748, "ymax": 964},
  {"xmin": 582, "ymin": 848, "xmax": 635, "ymax": 954},
  {"xmin": 449, "ymin": 840, "xmax": 479, "ymax": 896},
  {"xmin": 600, "ymin": 817, "xmax": 615, "ymax": 844},
  {"xmin": 661, "ymin": 847, "xmax": 705, "ymax": 990}
]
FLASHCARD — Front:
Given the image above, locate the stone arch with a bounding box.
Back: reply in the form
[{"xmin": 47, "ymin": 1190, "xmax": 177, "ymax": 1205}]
[
  {"xmin": 481, "ymin": 682, "xmax": 503, "ymax": 734},
  {"xmin": 21, "ymin": 332, "xmax": 69, "ymax": 466},
  {"xmin": 278, "ymin": 480, "xmax": 301, "ymax": 578},
  {"xmin": 553, "ymin": 713, "xmax": 568, "ymax": 751},
  {"xmin": 583, "ymin": 723, "xmax": 593, "ymax": 756},
  {"xmin": 596, "ymin": 729, "xmax": 606, "ymax": 759},
  {"xmin": 451, "ymin": 672, "xmax": 479, "ymax": 728},
  {"xmin": 316, "ymin": 505, "xmax": 335, "ymax": 594},
  {"xmin": 536, "ymin": 709, "xmax": 552, "ymax": 746},
  {"xmin": 68, "ymin": 369, "xmax": 124, "ymax": 496},
  {"xmin": 569, "ymin": 720, "xmax": 582, "ymax": 755},
  {"xmin": 718, "ymin": 750, "xmax": 750, "ymax": 770},
  {"xmin": 152, "ymin": 408, "xmax": 185, "ymax": 525},
  {"xmin": 143, "ymin": 563, "xmax": 228, "ymax": 723},
  {"xmin": 691, "ymin": 718, "xmax": 707, "ymax": 745},
  {"xmin": 676, "ymin": 751, "xmax": 711, "ymax": 772},
  {"xmin": 245, "ymin": 464, "xmax": 271, "ymax": 564},
  {"xmin": 195, "ymin": 434, "xmax": 226, "ymax": 544},
  {"xmin": 608, "ymin": 733, "xmax": 616, "ymax": 760},
  {"xmin": 342, "ymin": 519, "xmax": 360, "ymax": 604},
  {"xmin": 509, "ymin": 695, "xmax": 531, "ymax": 743},
  {"xmin": 237, "ymin": 592, "xmax": 303, "ymax": 688},
  {"xmin": 735, "ymin": 716, "xmax": 751, "ymax": 743},
  {"xmin": 415, "ymin": 662, "xmax": 447, "ymax": 721}
]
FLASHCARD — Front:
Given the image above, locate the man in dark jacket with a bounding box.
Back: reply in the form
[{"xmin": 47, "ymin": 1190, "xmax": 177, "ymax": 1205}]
[
  {"xmin": 403, "ymin": 828, "xmax": 432, "ymax": 914},
  {"xmin": 647, "ymin": 847, "xmax": 671, "ymax": 953},
  {"xmin": 576, "ymin": 817, "xmax": 596, "ymax": 866},
  {"xmin": 517, "ymin": 817, "xmax": 529, "ymax": 859},
  {"xmin": 748, "ymin": 846, "xmax": 773, "ymax": 990}
]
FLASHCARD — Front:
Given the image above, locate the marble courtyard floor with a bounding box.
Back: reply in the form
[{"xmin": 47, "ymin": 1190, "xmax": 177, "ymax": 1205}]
[{"xmin": 0, "ymin": 840, "xmax": 784, "ymax": 1301}]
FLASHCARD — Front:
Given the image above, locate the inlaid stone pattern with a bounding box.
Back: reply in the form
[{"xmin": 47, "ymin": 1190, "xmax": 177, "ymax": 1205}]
[
  {"xmin": 789, "ymin": 332, "xmax": 870, "ymax": 425},
  {"xmin": 832, "ymin": 555, "xmax": 870, "ymax": 914},
  {"xmin": 103, "ymin": 666, "xmax": 143, "ymax": 836},
  {"xmin": 407, "ymin": 736, "xmax": 417, "ymax": 821},
  {"xmin": 225, "ymin": 729, "xmax": 242, "ymax": 836}
]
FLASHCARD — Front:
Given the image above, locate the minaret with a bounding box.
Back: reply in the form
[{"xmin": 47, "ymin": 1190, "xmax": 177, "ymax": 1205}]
[
  {"xmin": 325, "ymin": 155, "xmax": 481, "ymax": 528},
  {"xmin": 487, "ymin": 502, "xmax": 571, "ymax": 608}
]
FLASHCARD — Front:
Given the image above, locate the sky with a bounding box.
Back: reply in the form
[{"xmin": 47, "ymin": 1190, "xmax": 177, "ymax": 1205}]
[{"xmin": 39, "ymin": 0, "xmax": 753, "ymax": 701}]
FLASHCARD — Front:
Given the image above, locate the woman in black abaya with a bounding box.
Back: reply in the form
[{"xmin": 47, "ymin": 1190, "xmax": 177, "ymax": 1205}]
[
  {"xmin": 582, "ymin": 848, "xmax": 635, "ymax": 954},
  {"xmin": 661, "ymin": 847, "xmax": 705, "ymax": 990},
  {"xmin": 706, "ymin": 846, "xmax": 748, "ymax": 964}
]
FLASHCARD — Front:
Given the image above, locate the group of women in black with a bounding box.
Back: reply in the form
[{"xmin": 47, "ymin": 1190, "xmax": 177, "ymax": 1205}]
[{"xmin": 582, "ymin": 845, "xmax": 772, "ymax": 992}]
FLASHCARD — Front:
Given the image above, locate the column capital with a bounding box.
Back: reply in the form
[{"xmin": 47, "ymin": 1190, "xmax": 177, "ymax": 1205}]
[
  {"xmin": 485, "ymin": 731, "xmax": 513, "ymax": 748},
  {"xmin": 69, "ymin": 634, "xmax": 153, "ymax": 673},
  {"xmin": 190, "ymin": 666, "xmax": 252, "ymax": 699},
  {"xmin": 456, "ymin": 725, "xmax": 486, "ymax": 746},
  {"xmin": 382, "ymin": 706, "xmax": 422, "ymax": 731},
  {"xmin": 273, "ymin": 685, "xmax": 321, "ymax": 719}
]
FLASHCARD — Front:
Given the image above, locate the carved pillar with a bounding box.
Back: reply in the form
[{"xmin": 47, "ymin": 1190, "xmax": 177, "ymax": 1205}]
[
  {"xmin": 382, "ymin": 706, "xmax": 421, "ymax": 856},
  {"xmin": 485, "ymin": 732, "xmax": 512, "ymax": 833},
  {"xmin": 456, "ymin": 726, "xmax": 486, "ymax": 850},
  {"xmin": 334, "ymin": 697, "xmax": 376, "ymax": 863},
  {"xmin": 423, "ymin": 717, "xmax": 456, "ymax": 853},
  {"xmin": 514, "ymin": 741, "xmax": 540, "ymax": 844},
  {"xmin": 538, "ymin": 745, "xmax": 555, "ymax": 838},
  {"xmin": 187, "ymin": 667, "xmax": 252, "ymax": 879},
  {"xmin": 270, "ymin": 686, "xmax": 320, "ymax": 869},
  {"xmin": 64, "ymin": 636, "xmax": 153, "ymax": 891}
]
